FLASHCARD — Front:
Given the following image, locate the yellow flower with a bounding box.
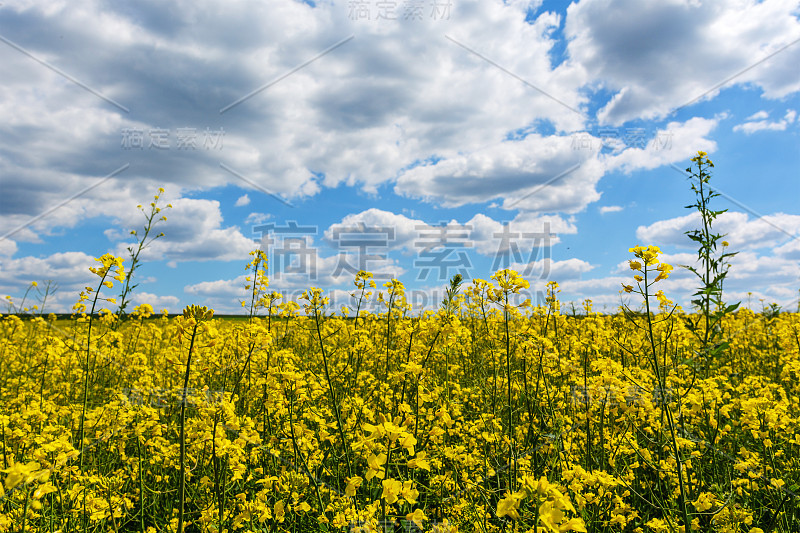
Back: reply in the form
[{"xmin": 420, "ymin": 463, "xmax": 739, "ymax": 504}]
[
  {"xmin": 645, "ymin": 518, "xmax": 669, "ymax": 531},
  {"xmin": 407, "ymin": 451, "xmax": 431, "ymax": 471},
  {"xmin": 654, "ymin": 262, "xmax": 673, "ymax": 282},
  {"xmin": 273, "ymin": 500, "xmax": 285, "ymax": 522},
  {"xmin": 693, "ymin": 492, "xmax": 715, "ymax": 512},
  {"xmin": 381, "ymin": 478, "xmax": 402, "ymax": 504},
  {"xmin": 493, "ymin": 269, "xmax": 530, "ymax": 293},
  {"xmin": 406, "ymin": 508, "xmax": 427, "ymax": 528},
  {"xmin": 497, "ymin": 492, "xmax": 521, "ymax": 520},
  {"xmin": 366, "ymin": 453, "xmax": 387, "ymax": 480},
  {"xmin": 345, "ymin": 476, "xmax": 363, "ymax": 497},
  {"xmin": 399, "ymin": 432, "xmax": 417, "ymax": 455},
  {"xmin": 559, "ymin": 518, "xmax": 588, "ymax": 532},
  {"xmin": 400, "ymin": 480, "xmax": 419, "ymax": 505},
  {"xmin": 2, "ymin": 461, "xmax": 48, "ymax": 490},
  {"xmin": 539, "ymin": 500, "xmax": 565, "ymax": 531}
]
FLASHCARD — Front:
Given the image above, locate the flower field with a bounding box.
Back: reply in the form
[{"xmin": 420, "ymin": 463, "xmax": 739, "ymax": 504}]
[{"xmin": 1, "ymin": 255, "xmax": 799, "ymax": 532}]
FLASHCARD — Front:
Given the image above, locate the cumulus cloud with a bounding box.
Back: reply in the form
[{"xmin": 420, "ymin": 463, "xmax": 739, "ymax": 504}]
[
  {"xmin": 394, "ymin": 114, "xmax": 724, "ymax": 213},
  {"xmin": 607, "ymin": 117, "xmax": 719, "ymax": 173},
  {"xmin": 130, "ymin": 292, "xmax": 180, "ymax": 313},
  {"xmin": 0, "ymin": 0, "xmax": 592, "ymax": 210},
  {"xmin": 395, "ymin": 134, "xmax": 603, "ymax": 212},
  {"xmin": 733, "ymin": 109, "xmax": 797, "ymax": 134},
  {"xmin": 324, "ymin": 208, "xmax": 424, "ymax": 253},
  {"xmin": 775, "ymin": 238, "xmax": 800, "ymax": 260},
  {"xmin": 0, "ymin": 239, "xmax": 17, "ymax": 257},
  {"xmin": 244, "ymin": 212, "xmax": 271, "ymax": 226},
  {"xmin": 636, "ymin": 211, "xmax": 800, "ymax": 250},
  {"xmin": 566, "ymin": 0, "xmax": 800, "ymax": 125},
  {"xmin": 0, "ymin": 251, "xmax": 96, "ymax": 312}
]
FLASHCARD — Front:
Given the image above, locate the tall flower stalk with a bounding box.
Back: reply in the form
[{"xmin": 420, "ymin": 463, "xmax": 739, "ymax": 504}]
[
  {"xmin": 682, "ymin": 151, "xmax": 739, "ymax": 375},
  {"xmin": 176, "ymin": 304, "xmax": 215, "ymax": 533},
  {"xmin": 72, "ymin": 253, "xmax": 125, "ymax": 528},
  {"xmin": 116, "ymin": 189, "xmax": 171, "ymax": 324},
  {"xmin": 622, "ymin": 246, "xmax": 692, "ymax": 532},
  {"xmin": 490, "ymin": 269, "xmax": 530, "ymax": 495}
]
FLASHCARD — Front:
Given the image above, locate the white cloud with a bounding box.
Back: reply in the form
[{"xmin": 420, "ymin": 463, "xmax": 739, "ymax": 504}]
[
  {"xmin": 3, "ymin": 0, "xmax": 798, "ymax": 237},
  {"xmin": 244, "ymin": 212, "xmax": 271, "ymax": 226},
  {"xmin": 235, "ymin": 194, "xmax": 250, "ymax": 207},
  {"xmin": 775, "ymin": 238, "xmax": 800, "ymax": 260},
  {"xmin": 0, "ymin": 251, "xmax": 97, "ymax": 312},
  {"xmin": 394, "ymin": 115, "xmax": 722, "ymax": 215},
  {"xmin": 733, "ymin": 108, "xmax": 797, "ymax": 134},
  {"xmin": 746, "ymin": 111, "xmax": 770, "ymax": 121},
  {"xmin": 130, "ymin": 292, "xmax": 180, "ymax": 313},
  {"xmin": 0, "ymin": 0, "xmax": 592, "ymax": 224},
  {"xmin": 607, "ymin": 117, "xmax": 719, "ymax": 173},
  {"xmin": 566, "ymin": 0, "xmax": 800, "ymax": 125},
  {"xmin": 395, "ymin": 134, "xmax": 603, "ymax": 212},
  {"xmin": 599, "ymin": 205, "xmax": 623, "ymax": 214},
  {"xmin": 0, "ymin": 239, "xmax": 17, "ymax": 257},
  {"xmin": 185, "ymin": 276, "xmax": 247, "ymax": 300},
  {"xmin": 325, "ymin": 208, "xmax": 424, "ymax": 253},
  {"xmin": 636, "ymin": 211, "xmax": 800, "ymax": 250},
  {"xmin": 464, "ymin": 212, "xmax": 573, "ymax": 255}
]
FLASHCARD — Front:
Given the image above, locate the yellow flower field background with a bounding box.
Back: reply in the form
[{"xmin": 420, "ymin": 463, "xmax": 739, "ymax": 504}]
[{"xmin": 1, "ymin": 155, "xmax": 798, "ymax": 532}]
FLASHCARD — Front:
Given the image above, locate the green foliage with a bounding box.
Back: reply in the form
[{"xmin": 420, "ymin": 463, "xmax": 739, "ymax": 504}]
[{"xmin": 681, "ymin": 151, "xmax": 740, "ymax": 375}]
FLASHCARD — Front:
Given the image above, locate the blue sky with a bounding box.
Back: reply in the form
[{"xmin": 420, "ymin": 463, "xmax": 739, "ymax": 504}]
[{"xmin": 1, "ymin": 0, "xmax": 799, "ymax": 314}]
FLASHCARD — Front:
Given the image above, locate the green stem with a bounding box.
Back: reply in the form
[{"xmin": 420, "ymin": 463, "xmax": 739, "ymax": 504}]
[
  {"xmin": 177, "ymin": 321, "xmax": 199, "ymax": 533},
  {"xmin": 643, "ymin": 267, "xmax": 691, "ymax": 533},
  {"xmin": 314, "ymin": 304, "xmax": 353, "ymax": 479}
]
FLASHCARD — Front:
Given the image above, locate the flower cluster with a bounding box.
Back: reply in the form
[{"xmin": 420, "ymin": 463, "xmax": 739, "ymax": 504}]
[
  {"xmin": 622, "ymin": 245, "xmax": 674, "ymax": 294},
  {"xmin": 72, "ymin": 253, "xmax": 126, "ymax": 314}
]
